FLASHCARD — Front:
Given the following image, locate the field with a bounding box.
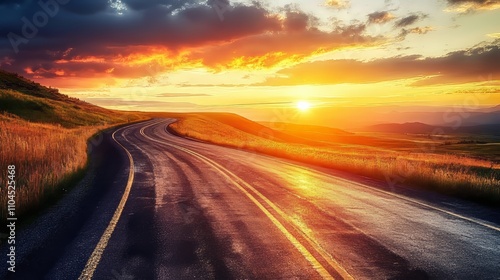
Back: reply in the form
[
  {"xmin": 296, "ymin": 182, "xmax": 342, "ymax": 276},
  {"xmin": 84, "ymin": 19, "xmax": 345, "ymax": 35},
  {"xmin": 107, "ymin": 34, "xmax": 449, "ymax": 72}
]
[
  {"xmin": 0, "ymin": 73, "xmax": 146, "ymax": 220},
  {"xmin": 0, "ymin": 111, "xmax": 146, "ymax": 220},
  {"xmin": 0, "ymin": 114, "xmax": 107, "ymax": 219},
  {"xmin": 169, "ymin": 113, "xmax": 500, "ymax": 205}
]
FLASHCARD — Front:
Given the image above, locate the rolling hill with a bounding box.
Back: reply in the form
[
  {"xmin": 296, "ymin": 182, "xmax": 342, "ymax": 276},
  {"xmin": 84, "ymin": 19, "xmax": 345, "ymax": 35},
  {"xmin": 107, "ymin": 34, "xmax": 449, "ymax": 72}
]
[
  {"xmin": 169, "ymin": 113, "xmax": 500, "ymax": 205},
  {"xmin": 0, "ymin": 69, "xmax": 130, "ymax": 127},
  {"xmin": 182, "ymin": 112, "xmax": 331, "ymax": 146},
  {"xmin": 365, "ymin": 122, "xmax": 439, "ymax": 134},
  {"xmin": 0, "ymin": 69, "xmax": 143, "ymax": 220}
]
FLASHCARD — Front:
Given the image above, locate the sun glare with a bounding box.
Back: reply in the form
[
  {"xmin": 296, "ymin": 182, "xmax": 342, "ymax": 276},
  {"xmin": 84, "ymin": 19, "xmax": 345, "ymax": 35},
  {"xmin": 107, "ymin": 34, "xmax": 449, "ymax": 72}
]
[{"xmin": 297, "ymin": 101, "xmax": 311, "ymax": 111}]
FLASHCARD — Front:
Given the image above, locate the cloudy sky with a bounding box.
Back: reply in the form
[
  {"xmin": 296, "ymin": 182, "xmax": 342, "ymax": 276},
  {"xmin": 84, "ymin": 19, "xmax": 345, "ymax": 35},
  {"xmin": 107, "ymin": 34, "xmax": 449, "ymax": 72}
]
[{"xmin": 0, "ymin": 0, "xmax": 499, "ymax": 115}]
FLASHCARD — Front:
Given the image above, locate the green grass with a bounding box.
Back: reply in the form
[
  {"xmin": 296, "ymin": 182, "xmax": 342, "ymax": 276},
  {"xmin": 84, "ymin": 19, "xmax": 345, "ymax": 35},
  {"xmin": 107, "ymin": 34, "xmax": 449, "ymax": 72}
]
[
  {"xmin": 0, "ymin": 69, "xmax": 72, "ymax": 101},
  {"xmin": 0, "ymin": 89, "xmax": 129, "ymax": 127}
]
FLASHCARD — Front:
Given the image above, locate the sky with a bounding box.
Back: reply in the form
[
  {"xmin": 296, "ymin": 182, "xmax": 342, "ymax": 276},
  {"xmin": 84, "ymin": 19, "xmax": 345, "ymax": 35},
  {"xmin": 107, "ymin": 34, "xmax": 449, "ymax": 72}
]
[{"xmin": 0, "ymin": 0, "xmax": 499, "ymax": 122}]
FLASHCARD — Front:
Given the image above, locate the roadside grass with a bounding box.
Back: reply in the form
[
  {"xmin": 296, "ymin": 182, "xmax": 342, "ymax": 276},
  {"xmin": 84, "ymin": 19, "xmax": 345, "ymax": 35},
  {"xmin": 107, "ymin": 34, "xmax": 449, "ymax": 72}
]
[
  {"xmin": 0, "ymin": 114, "xmax": 105, "ymax": 219},
  {"xmin": 0, "ymin": 70, "xmax": 149, "ymax": 222},
  {"xmin": 0, "ymin": 89, "xmax": 146, "ymax": 221},
  {"xmin": 169, "ymin": 114, "xmax": 500, "ymax": 205}
]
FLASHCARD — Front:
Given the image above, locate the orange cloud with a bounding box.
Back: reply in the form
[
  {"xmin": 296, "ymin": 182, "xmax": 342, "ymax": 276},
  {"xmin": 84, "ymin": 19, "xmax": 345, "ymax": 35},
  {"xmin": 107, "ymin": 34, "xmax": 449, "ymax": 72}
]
[
  {"xmin": 367, "ymin": 11, "xmax": 396, "ymax": 24},
  {"xmin": 1, "ymin": 2, "xmax": 282, "ymax": 80},
  {"xmin": 408, "ymin": 26, "xmax": 435, "ymax": 34},
  {"xmin": 259, "ymin": 40, "xmax": 500, "ymax": 86},
  {"xmin": 55, "ymin": 56, "xmax": 106, "ymax": 64},
  {"xmin": 192, "ymin": 24, "xmax": 382, "ymax": 70},
  {"xmin": 43, "ymin": 13, "xmax": 382, "ymax": 77},
  {"xmin": 4, "ymin": 4, "xmax": 386, "ymax": 82},
  {"xmin": 325, "ymin": 0, "xmax": 350, "ymax": 9},
  {"xmin": 445, "ymin": 0, "xmax": 500, "ymax": 12}
]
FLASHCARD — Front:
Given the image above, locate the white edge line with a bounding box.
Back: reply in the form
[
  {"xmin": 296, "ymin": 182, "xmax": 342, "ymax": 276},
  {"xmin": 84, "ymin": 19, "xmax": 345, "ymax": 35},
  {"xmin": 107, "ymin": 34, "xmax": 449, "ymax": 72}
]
[
  {"xmin": 166, "ymin": 117, "xmax": 500, "ymax": 233},
  {"xmin": 284, "ymin": 162, "xmax": 500, "ymax": 233}
]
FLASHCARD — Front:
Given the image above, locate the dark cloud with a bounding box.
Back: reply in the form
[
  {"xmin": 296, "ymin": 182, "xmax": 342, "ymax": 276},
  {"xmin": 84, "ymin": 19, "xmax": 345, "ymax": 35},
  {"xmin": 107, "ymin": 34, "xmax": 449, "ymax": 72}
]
[
  {"xmin": 367, "ymin": 11, "xmax": 395, "ymax": 24},
  {"xmin": 0, "ymin": 1, "xmax": 382, "ymax": 78},
  {"xmin": 0, "ymin": 1, "xmax": 285, "ymax": 78},
  {"xmin": 62, "ymin": 1, "xmax": 109, "ymax": 15},
  {"xmin": 122, "ymin": 0, "xmax": 177, "ymax": 11},
  {"xmin": 0, "ymin": 2, "xmax": 278, "ymax": 50},
  {"xmin": 283, "ymin": 11, "xmax": 310, "ymax": 31},
  {"xmin": 394, "ymin": 13, "xmax": 427, "ymax": 28},
  {"xmin": 259, "ymin": 40, "xmax": 500, "ymax": 86},
  {"xmin": 1, "ymin": 0, "xmax": 29, "ymax": 5},
  {"xmin": 398, "ymin": 26, "xmax": 434, "ymax": 39},
  {"xmin": 0, "ymin": 0, "xmax": 109, "ymax": 16}
]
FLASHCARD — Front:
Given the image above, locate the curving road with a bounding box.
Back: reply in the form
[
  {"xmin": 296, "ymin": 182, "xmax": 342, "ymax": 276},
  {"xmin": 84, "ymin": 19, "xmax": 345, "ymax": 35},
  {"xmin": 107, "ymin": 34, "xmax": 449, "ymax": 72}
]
[{"xmin": 2, "ymin": 119, "xmax": 500, "ymax": 279}]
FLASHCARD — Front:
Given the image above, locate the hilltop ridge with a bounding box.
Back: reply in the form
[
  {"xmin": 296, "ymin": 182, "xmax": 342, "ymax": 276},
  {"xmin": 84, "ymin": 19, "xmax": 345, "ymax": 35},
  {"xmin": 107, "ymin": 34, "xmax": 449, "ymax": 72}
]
[{"xmin": 0, "ymin": 69, "xmax": 133, "ymax": 127}]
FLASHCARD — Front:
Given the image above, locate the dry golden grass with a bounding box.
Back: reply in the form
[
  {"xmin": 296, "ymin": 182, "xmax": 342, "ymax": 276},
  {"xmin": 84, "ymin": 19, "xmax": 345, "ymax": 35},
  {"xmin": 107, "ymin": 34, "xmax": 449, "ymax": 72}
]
[
  {"xmin": 0, "ymin": 71, "xmax": 149, "ymax": 220},
  {"xmin": 170, "ymin": 115, "xmax": 500, "ymax": 204},
  {"xmin": 0, "ymin": 114, "xmax": 108, "ymax": 219}
]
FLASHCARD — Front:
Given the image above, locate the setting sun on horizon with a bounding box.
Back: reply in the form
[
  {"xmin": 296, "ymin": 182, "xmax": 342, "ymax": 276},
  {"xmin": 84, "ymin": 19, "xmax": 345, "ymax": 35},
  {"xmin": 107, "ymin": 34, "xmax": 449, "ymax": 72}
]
[
  {"xmin": 0, "ymin": 0, "xmax": 498, "ymax": 124},
  {"xmin": 1, "ymin": 1, "xmax": 500, "ymax": 278},
  {"xmin": 297, "ymin": 101, "xmax": 312, "ymax": 112}
]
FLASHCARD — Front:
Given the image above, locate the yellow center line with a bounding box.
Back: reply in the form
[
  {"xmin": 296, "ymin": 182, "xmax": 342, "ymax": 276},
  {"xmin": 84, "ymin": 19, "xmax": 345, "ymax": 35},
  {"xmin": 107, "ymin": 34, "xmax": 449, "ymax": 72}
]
[
  {"xmin": 140, "ymin": 120, "xmax": 354, "ymax": 280},
  {"xmin": 78, "ymin": 122, "xmax": 146, "ymax": 280}
]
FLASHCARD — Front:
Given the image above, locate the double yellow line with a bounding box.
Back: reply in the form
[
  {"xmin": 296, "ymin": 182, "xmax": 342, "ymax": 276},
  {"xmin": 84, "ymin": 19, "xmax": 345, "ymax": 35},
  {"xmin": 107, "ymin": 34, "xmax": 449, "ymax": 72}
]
[
  {"xmin": 80, "ymin": 117, "xmax": 500, "ymax": 279},
  {"xmin": 79, "ymin": 119, "xmax": 354, "ymax": 279},
  {"xmin": 139, "ymin": 120, "xmax": 354, "ymax": 280}
]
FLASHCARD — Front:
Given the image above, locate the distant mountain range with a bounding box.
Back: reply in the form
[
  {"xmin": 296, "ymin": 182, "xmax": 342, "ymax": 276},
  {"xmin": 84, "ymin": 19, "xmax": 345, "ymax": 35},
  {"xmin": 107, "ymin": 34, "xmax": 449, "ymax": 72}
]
[
  {"xmin": 248, "ymin": 104, "xmax": 500, "ymax": 131},
  {"xmin": 377, "ymin": 109, "xmax": 500, "ymax": 127},
  {"xmin": 259, "ymin": 122, "xmax": 351, "ymax": 135},
  {"xmin": 366, "ymin": 122, "xmax": 500, "ymax": 136}
]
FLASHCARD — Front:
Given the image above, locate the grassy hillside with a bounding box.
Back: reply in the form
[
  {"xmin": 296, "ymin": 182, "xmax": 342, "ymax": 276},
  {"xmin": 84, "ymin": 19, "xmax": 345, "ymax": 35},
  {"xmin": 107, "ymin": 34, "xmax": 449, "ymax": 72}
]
[
  {"xmin": 0, "ymin": 69, "xmax": 65, "ymax": 100},
  {"xmin": 196, "ymin": 113, "xmax": 329, "ymax": 146},
  {"xmin": 260, "ymin": 122, "xmax": 351, "ymax": 135},
  {"xmin": 0, "ymin": 89, "xmax": 128, "ymax": 127},
  {"xmin": 169, "ymin": 114, "xmax": 500, "ymax": 205},
  {"xmin": 0, "ymin": 70, "xmax": 133, "ymax": 127},
  {"xmin": 0, "ymin": 70, "xmax": 145, "ymax": 220}
]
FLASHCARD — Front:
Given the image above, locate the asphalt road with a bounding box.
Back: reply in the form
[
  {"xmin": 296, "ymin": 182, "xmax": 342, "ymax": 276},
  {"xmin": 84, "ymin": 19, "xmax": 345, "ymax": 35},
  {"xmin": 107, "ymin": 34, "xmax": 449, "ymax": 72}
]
[{"xmin": 2, "ymin": 119, "xmax": 499, "ymax": 279}]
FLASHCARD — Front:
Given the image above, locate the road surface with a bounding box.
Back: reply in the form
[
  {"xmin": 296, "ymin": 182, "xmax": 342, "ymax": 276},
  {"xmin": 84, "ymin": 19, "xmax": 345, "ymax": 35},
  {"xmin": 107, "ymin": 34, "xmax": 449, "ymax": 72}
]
[{"xmin": 2, "ymin": 119, "xmax": 499, "ymax": 279}]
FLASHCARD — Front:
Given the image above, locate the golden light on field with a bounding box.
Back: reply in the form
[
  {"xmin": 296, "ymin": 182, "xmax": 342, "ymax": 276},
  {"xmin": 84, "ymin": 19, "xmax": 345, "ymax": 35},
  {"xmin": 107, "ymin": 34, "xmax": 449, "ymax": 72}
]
[{"xmin": 297, "ymin": 101, "xmax": 311, "ymax": 112}]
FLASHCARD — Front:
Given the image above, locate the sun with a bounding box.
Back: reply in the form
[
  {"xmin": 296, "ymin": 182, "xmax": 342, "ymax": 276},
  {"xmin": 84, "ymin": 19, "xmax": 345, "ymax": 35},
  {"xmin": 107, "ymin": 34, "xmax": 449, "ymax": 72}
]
[{"xmin": 297, "ymin": 101, "xmax": 311, "ymax": 112}]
